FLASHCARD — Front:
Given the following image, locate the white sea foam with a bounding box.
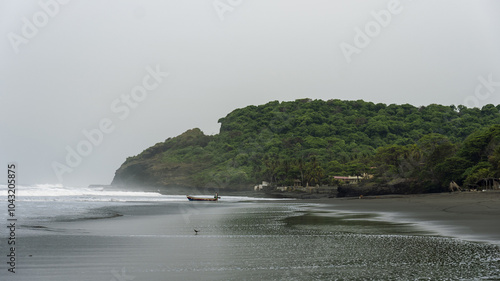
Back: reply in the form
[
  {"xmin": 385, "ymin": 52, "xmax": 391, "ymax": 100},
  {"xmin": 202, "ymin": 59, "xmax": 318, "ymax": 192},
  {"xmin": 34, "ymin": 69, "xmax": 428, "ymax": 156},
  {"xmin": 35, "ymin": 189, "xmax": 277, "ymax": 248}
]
[
  {"xmin": 0, "ymin": 184, "xmax": 183, "ymax": 225},
  {"xmin": 5, "ymin": 184, "xmax": 284, "ymax": 202},
  {"xmin": 1, "ymin": 184, "xmax": 183, "ymax": 203},
  {"xmin": 4, "ymin": 183, "xmax": 290, "ymax": 198},
  {"xmin": 0, "ymin": 184, "xmax": 290, "ymax": 227}
]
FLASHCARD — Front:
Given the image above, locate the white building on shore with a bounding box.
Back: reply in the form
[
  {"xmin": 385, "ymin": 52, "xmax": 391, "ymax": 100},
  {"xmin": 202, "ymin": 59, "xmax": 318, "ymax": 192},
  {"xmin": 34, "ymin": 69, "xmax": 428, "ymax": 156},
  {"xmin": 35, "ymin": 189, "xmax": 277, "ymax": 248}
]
[{"xmin": 254, "ymin": 181, "xmax": 269, "ymax": 191}]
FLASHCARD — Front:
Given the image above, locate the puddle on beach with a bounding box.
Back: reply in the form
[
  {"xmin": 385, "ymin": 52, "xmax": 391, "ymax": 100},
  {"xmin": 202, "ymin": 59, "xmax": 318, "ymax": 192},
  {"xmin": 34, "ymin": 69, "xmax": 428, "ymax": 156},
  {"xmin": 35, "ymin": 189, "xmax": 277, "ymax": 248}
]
[{"xmin": 283, "ymin": 211, "xmax": 432, "ymax": 236}]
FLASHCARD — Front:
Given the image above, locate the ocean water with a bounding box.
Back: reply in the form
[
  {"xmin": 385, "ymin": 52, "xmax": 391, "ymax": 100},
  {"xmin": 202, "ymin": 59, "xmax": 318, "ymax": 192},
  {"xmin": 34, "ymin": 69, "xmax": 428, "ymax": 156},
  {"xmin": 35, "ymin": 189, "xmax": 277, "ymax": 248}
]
[
  {"xmin": 1, "ymin": 184, "xmax": 500, "ymax": 280},
  {"xmin": 0, "ymin": 184, "xmax": 272, "ymax": 228}
]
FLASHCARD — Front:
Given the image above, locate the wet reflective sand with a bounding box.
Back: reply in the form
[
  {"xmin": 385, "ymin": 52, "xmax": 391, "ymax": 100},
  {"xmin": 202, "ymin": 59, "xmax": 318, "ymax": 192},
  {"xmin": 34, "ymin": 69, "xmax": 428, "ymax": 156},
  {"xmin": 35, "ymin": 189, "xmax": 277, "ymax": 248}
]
[{"xmin": 7, "ymin": 200, "xmax": 499, "ymax": 280}]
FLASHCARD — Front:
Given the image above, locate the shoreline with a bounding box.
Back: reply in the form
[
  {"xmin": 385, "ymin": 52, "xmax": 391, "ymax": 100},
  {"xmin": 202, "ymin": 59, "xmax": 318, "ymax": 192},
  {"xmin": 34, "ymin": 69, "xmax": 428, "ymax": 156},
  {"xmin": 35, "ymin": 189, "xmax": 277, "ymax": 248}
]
[
  {"xmin": 294, "ymin": 191, "xmax": 500, "ymax": 245},
  {"xmin": 158, "ymin": 189, "xmax": 500, "ymax": 245},
  {"xmin": 107, "ymin": 186, "xmax": 500, "ymax": 245},
  {"xmin": 147, "ymin": 187, "xmax": 500, "ymax": 245}
]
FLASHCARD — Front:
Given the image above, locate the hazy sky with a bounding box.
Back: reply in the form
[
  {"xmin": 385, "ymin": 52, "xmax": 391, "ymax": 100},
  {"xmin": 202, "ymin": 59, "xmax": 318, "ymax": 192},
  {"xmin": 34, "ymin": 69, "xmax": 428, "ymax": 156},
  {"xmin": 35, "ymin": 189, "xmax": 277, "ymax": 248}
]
[{"xmin": 1, "ymin": 0, "xmax": 500, "ymax": 187}]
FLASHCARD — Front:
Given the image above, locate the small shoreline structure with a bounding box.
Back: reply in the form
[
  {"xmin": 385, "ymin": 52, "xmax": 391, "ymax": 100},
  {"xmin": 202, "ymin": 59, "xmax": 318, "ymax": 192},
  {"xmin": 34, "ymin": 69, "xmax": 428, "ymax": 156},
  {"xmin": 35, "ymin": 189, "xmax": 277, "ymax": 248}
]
[{"xmin": 253, "ymin": 175, "xmax": 500, "ymax": 200}]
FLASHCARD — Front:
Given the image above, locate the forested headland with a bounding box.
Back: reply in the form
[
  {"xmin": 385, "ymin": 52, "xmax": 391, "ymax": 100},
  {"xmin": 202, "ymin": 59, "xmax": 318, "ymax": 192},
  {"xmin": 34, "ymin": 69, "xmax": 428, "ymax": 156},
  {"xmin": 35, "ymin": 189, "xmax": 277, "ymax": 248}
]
[{"xmin": 112, "ymin": 99, "xmax": 500, "ymax": 195}]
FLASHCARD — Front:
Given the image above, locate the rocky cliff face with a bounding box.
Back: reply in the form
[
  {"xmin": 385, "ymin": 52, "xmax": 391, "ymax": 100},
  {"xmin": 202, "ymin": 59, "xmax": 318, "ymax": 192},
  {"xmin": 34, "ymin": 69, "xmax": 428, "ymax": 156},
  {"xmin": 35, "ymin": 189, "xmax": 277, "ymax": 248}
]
[{"xmin": 111, "ymin": 128, "xmax": 213, "ymax": 188}]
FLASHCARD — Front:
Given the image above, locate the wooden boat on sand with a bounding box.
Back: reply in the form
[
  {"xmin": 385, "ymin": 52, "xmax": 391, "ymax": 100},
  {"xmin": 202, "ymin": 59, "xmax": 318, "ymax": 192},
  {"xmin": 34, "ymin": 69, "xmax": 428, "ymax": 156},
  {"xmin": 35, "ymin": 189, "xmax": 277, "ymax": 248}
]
[{"xmin": 187, "ymin": 193, "xmax": 220, "ymax": 201}]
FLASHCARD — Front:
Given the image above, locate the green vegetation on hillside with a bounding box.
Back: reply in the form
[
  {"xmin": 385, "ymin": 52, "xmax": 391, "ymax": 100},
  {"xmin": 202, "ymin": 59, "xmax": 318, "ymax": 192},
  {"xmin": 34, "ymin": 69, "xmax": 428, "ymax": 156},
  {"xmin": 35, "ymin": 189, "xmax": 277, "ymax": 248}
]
[{"xmin": 112, "ymin": 99, "xmax": 500, "ymax": 193}]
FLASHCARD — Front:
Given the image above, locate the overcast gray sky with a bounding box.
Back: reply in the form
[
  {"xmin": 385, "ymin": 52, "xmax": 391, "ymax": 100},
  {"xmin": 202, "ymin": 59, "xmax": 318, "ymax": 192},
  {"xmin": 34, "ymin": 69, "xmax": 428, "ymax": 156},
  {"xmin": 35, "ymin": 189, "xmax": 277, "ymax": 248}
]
[{"xmin": 1, "ymin": 0, "xmax": 500, "ymax": 187}]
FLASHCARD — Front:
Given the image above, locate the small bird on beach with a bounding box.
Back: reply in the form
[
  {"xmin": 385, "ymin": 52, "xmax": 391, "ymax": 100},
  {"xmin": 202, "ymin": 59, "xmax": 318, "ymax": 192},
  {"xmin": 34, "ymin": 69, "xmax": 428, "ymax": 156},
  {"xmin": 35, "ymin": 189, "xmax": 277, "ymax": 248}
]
[{"xmin": 194, "ymin": 229, "xmax": 200, "ymax": 235}]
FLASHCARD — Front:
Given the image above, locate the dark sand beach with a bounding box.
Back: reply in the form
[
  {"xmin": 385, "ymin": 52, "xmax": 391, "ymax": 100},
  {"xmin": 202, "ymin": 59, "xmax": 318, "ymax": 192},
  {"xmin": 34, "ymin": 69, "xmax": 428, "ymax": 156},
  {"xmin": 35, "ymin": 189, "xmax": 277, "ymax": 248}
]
[
  {"xmin": 4, "ymin": 192, "xmax": 500, "ymax": 280},
  {"xmin": 309, "ymin": 190, "xmax": 500, "ymax": 245}
]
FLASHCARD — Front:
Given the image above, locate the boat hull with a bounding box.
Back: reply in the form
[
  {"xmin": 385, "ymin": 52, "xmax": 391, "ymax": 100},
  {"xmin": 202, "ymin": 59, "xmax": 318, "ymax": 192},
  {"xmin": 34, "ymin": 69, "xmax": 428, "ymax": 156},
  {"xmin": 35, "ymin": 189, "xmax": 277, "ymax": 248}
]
[{"xmin": 187, "ymin": 196, "xmax": 218, "ymax": 201}]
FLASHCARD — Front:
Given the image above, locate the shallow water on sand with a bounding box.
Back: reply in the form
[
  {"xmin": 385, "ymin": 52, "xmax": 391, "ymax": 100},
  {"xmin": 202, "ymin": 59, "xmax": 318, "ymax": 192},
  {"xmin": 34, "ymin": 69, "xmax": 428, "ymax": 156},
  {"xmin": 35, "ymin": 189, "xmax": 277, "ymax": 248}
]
[{"xmin": 4, "ymin": 201, "xmax": 500, "ymax": 280}]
